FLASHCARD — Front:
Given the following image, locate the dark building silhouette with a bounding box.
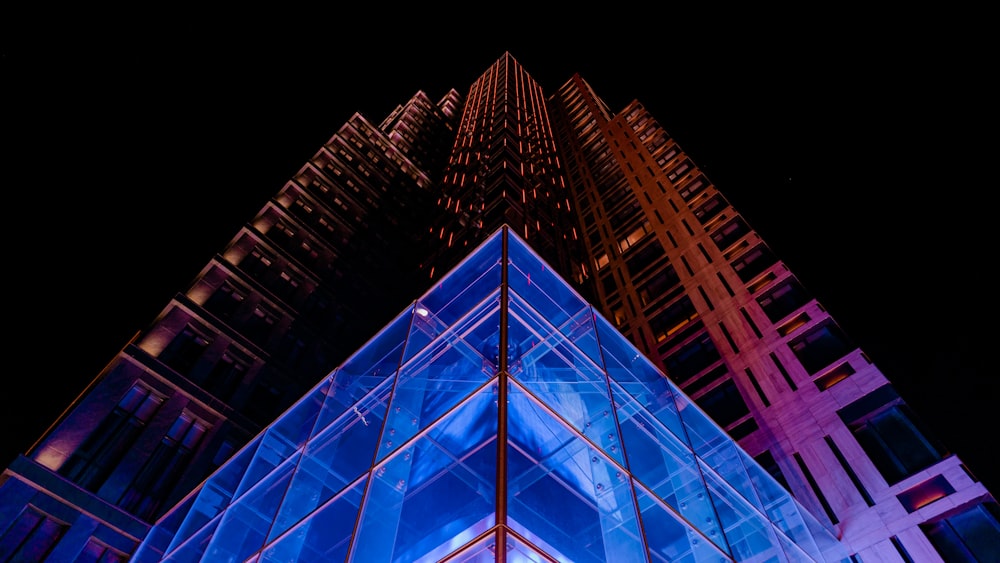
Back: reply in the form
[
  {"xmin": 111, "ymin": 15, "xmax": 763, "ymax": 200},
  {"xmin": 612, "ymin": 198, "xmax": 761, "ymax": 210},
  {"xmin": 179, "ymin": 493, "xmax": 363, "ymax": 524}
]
[{"xmin": 1, "ymin": 52, "xmax": 996, "ymax": 561}]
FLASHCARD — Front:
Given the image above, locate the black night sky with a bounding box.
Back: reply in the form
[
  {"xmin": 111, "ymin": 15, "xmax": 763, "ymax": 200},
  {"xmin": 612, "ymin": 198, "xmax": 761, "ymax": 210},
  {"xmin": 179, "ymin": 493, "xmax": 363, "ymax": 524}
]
[{"xmin": 4, "ymin": 13, "xmax": 995, "ymax": 494}]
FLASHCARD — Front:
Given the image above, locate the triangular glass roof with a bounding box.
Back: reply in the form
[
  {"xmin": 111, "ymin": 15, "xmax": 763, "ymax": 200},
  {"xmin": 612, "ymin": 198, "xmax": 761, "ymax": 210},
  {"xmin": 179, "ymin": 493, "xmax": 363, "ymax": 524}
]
[{"xmin": 133, "ymin": 225, "xmax": 847, "ymax": 562}]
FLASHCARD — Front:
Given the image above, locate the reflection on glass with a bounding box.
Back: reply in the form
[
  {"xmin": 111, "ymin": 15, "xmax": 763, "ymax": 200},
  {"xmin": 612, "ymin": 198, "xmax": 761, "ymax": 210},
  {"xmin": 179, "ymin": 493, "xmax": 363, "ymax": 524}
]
[
  {"xmin": 269, "ymin": 380, "xmax": 389, "ymax": 543},
  {"xmin": 204, "ymin": 451, "xmax": 301, "ymax": 561},
  {"xmin": 634, "ymin": 484, "xmax": 730, "ymax": 562},
  {"xmin": 351, "ymin": 388, "xmax": 498, "ymax": 562},
  {"xmin": 378, "ymin": 300, "xmax": 500, "ymax": 462},
  {"xmin": 507, "ymin": 380, "xmax": 646, "ymax": 562},
  {"xmin": 261, "ymin": 477, "xmax": 366, "ymax": 562},
  {"xmin": 508, "ymin": 293, "xmax": 624, "ymax": 466}
]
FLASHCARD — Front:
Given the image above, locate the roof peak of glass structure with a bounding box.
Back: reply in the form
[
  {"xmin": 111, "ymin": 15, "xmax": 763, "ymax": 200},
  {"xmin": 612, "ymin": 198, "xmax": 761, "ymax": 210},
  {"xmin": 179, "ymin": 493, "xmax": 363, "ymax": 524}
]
[{"xmin": 133, "ymin": 225, "xmax": 847, "ymax": 562}]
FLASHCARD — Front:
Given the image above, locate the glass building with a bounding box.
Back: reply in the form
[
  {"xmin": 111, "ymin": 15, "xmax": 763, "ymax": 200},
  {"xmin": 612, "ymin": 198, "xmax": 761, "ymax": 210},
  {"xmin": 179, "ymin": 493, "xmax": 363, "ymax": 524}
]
[{"xmin": 132, "ymin": 226, "xmax": 846, "ymax": 562}]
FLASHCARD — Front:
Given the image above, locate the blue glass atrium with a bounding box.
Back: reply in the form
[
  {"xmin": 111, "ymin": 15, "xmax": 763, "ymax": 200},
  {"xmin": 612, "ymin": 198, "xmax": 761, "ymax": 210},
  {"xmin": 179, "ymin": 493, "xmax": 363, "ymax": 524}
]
[{"xmin": 132, "ymin": 226, "xmax": 847, "ymax": 562}]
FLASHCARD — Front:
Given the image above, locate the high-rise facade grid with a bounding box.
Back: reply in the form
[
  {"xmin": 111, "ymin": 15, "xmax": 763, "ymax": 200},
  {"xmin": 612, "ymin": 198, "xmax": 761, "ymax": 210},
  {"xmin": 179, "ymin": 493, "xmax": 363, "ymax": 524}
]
[{"xmin": 1, "ymin": 52, "xmax": 996, "ymax": 561}]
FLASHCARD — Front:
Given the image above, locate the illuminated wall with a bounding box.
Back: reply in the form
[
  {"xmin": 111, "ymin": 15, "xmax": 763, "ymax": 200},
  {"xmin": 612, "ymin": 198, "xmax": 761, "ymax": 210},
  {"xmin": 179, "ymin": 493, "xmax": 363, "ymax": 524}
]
[{"xmin": 133, "ymin": 226, "xmax": 845, "ymax": 562}]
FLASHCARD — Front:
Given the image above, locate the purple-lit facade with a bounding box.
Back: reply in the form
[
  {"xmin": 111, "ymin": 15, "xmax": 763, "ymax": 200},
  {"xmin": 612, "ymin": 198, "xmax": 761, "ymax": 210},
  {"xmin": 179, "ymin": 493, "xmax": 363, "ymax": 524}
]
[{"xmin": 1, "ymin": 52, "xmax": 996, "ymax": 561}]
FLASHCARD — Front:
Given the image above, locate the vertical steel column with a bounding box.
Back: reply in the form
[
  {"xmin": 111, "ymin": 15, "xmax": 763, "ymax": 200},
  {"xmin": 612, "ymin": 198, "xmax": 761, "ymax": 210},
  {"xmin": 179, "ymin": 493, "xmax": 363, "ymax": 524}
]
[{"xmin": 496, "ymin": 225, "xmax": 509, "ymax": 562}]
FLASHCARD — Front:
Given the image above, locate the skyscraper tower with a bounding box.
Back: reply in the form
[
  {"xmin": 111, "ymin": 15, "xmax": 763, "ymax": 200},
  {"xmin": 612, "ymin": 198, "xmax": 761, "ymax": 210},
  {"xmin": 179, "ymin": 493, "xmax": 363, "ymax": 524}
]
[
  {"xmin": 540, "ymin": 72, "xmax": 1000, "ymax": 560},
  {"xmin": 1, "ymin": 52, "xmax": 996, "ymax": 561},
  {"xmin": 421, "ymin": 53, "xmax": 586, "ymax": 284}
]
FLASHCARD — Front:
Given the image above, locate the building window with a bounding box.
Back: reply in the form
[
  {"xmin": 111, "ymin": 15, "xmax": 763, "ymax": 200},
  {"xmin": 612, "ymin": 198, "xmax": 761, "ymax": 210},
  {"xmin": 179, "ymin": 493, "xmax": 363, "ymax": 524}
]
[
  {"xmin": 275, "ymin": 270, "xmax": 301, "ymax": 301},
  {"xmin": 837, "ymin": 385, "xmax": 946, "ymax": 484},
  {"xmin": 244, "ymin": 305, "xmax": 279, "ymax": 345},
  {"xmin": 814, "ymin": 361, "xmax": 856, "ymax": 390},
  {"xmin": 921, "ymin": 500, "xmax": 1000, "ymax": 561},
  {"xmin": 680, "ymin": 363, "xmax": 728, "ymax": 396},
  {"xmin": 78, "ymin": 538, "xmax": 129, "ymax": 562},
  {"xmin": 117, "ymin": 411, "xmax": 208, "ymax": 520},
  {"xmin": 756, "ymin": 277, "xmax": 811, "ymax": 322},
  {"xmin": 677, "ymin": 174, "xmax": 708, "ymax": 201},
  {"xmin": 241, "ymin": 246, "xmax": 274, "ymax": 279},
  {"xmin": 59, "ymin": 384, "xmax": 165, "ymax": 491},
  {"xmin": 794, "ymin": 453, "xmax": 839, "ymax": 525},
  {"xmin": 648, "ymin": 295, "xmax": 698, "ymax": 343},
  {"xmin": 694, "ymin": 379, "xmax": 750, "ymax": 429},
  {"xmin": 825, "ymin": 435, "xmax": 873, "ymax": 506},
  {"xmin": 617, "ymin": 220, "xmax": 652, "ymax": 254},
  {"xmin": 666, "ymin": 158, "xmax": 692, "ymax": 181},
  {"xmin": 753, "ymin": 450, "xmax": 790, "ymax": 491},
  {"xmin": 203, "ymin": 281, "xmax": 246, "ymax": 319},
  {"xmin": 663, "ymin": 333, "xmax": 721, "ymax": 384},
  {"xmin": 655, "ymin": 145, "xmax": 679, "ymax": 168},
  {"xmin": 637, "ymin": 265, "xmax": 681, "ymax": 308},
  {"xmin": 897, "ymin": 475, "xmax": 955, "ymax": 513},
  {"xmin": 710, "ymin": 216, "xmax": 751, "ymax": 251},
  {"xmin": 0, "ymin": 506, "xmax": 67, "ymax": 561},
  {"xmin": 202, "ymin": 350, "xmax": 250, "ymax": 401},
  {"xmin": 594, "ymin": 252, "xmax": 610, "ymax": 271},
  {"xmin": 600, "ymin": 273, "xmax": 619, "ymax": 299},
  {"xmin": 787, "ymin": 320, "xmax": 853, "ymax": 375},
  {"xmin": 693, "ymin": 193, "xmax": 728, "ymax": 225},
  {"xmin": 624, "ymin": 238, "xmax": 666, "ymax": 278},
  {"xmin": 730, "ymin": 243, "xmax": 778, "ymax": 283},
  {"xmin": 853, "ymin": 405, "xmax": 945, "ymax": 484},
  {"xmin": 159, "ymin": 325, "xmax": 213, "ymax": 376},
  {"xmin": 889, "ymin": 536, "xmax": 914, "ymax": 562}
]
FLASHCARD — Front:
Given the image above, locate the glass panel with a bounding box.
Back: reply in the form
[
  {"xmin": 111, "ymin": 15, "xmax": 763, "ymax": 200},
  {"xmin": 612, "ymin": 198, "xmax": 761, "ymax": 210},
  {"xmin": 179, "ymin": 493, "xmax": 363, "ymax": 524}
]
[
  {"xmin": 351, "ymin": 387, "xmax": 498, "ymax": 562},
  {"xmin": 377, "ymin": 298, "xmax": 500, "ymax": 461},
  {"xmin": 633, "ymin": 483, "xmax": 730, "ymax": 562},
  {"xmin": 506, "ymin": 233, "xmax": 601, "ymax": 364},
  {"xmin": 873, "ymin": 407, "xmax": 941, "ymax": 473},
  {"xmin": 738, "ymin": 449, "xmax": 833, "ymax": 561},
  {"xmin": 318, "ymin": 308, "xmax": 414, "ymax": 429},
  {"xmin": 439, "ymin": 532, "xmax": 496, "ymax": 562},
  {"xmin": 167, "ymin": 437, "xmax": 262, "ymax": 554},
  {"xmin": 161, "ymin": 517, "xmax": 219, "ymax": 562},
  {"xmin": 260, "ymin": 477, "xmax": 366, "ymax": 562},
  {"xmin": 405, "ymin": 299, "xmax": 453, "ymax": 366},
  {"xmin": 614, "ymin": 394, "xmax": 722, "ymax": 548},
  {"xmin": 269, "ymin": 380, "xmax": 390, "ymax": 542},
  {"xmin": 203, "ymin": 451, "xmax": 301, "ymax": 561},
  {"xmin": 774, "ymin": 527, "xmax": 819, "ymax": 563},
  {"xmin": 594, "ymin": 312, "xmax": 687, "ymax": 444},
  {"xmin": 507, "ymin": 292, "xmax": 624, "ymax": 466},
  {"xmin": 948, "ymin": 504, "xmax": 1000, "ymax": 560},
  {"xmin": 507, "ymin": 380, "xmax": 646, "ymax": 563},
  {"xmin": 409, "ymin": 229, "xmax": 503, "ymax": 344},
  {"xmin": 133, "ymin": 493, "xmax": 193, "ymax": 562},
  {"xmin": 235, "ymin": 432, "xmax": 299, "ymax": 500},
  {"xmin": 264, "ymin": 378, "xmax": 331, "ymax": 458},
  {"xmin": 506, "ymin": 533, "xmax": 553, "ymax": 563},
  {"xmin": 673, "ymin": 394, "xmax": 733, "ymax": 467},
  {"xmin": 692, "ymin": 431, "xmax": 756, "ymax": 513},
  {"xmin": 699, "ymin": 459, "xmax": 780, "ymax": 561}
]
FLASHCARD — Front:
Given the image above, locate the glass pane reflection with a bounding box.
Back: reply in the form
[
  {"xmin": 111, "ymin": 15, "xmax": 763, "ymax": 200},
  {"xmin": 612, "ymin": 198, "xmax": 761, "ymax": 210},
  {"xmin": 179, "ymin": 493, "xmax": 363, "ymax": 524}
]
[
  {"xmin": 507, "ymin": 380, "xmax": 646, "ymax": 563},
  {"xmin": 351, "ymin": 388, "xmax": 498, "ymax": 562}
]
